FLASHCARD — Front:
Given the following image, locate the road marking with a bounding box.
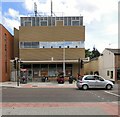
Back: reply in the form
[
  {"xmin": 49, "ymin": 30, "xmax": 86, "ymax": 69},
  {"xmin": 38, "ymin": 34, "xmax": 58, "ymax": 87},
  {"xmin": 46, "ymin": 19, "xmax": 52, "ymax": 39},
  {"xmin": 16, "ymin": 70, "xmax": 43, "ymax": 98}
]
[{"xmin": 105, "ymin": 91, "xmax": 120, "ymax": 97}]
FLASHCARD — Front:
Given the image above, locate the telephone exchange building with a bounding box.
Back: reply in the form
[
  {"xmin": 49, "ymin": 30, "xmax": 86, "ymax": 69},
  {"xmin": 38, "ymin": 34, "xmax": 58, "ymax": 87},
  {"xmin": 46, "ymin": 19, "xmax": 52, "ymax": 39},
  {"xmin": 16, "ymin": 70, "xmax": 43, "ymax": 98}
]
[{"xmin": 14, "ymin": 15, "xmax": 85, "ymax": 81}]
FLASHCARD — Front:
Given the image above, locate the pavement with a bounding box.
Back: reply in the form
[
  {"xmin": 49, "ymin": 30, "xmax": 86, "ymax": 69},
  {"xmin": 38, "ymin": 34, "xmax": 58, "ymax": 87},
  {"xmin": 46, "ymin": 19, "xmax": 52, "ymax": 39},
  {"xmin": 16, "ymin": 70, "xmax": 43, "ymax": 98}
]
[
  {"xmin": 1, "ymin": 81, "xmax": 120, "ymax": 116},
  {"xmin": 0, "ymin": 81, "xmax": 77, "ymax": 88}
]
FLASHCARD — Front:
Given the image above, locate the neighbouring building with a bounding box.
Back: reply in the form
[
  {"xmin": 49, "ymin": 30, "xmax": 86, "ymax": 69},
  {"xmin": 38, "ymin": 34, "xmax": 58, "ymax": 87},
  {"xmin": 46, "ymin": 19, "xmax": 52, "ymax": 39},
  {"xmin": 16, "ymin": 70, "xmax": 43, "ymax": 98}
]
[
  {"xmin": 99, "ymin": 48, "xmax": 120, "ymax": 82},
  {"xmin": 84, "ymin": 57, "xmax": 99, "ymax": 75},
  {"xmin": 0, "ymin": 24, "xmax": 14, "ymax": 82},
  {"xmin": 84, "ymin": 48, "xmax": 120, "ymax": 82},
  {"xmin": 14, "ymin": 16, "xmax": 85, "ymax": 81}
]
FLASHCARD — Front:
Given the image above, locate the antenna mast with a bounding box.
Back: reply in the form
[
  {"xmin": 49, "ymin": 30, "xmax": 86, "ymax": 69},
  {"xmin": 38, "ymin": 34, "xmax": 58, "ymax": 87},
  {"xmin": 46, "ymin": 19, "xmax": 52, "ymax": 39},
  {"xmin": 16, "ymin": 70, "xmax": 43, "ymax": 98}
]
[
  {"xmin": 51, "ymin": 0, "xmax": 53, "ymax": 17},
  {"xmin": 34, "ymin": 2, "xmax": 37, "ymax": 17}
]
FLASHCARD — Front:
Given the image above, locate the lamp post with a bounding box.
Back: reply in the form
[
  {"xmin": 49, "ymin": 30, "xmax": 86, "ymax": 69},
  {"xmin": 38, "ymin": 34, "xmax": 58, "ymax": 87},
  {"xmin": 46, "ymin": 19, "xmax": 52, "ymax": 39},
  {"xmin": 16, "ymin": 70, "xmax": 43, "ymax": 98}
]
[
  {"xmin": 63, "ymin": 41, "xmax": 66, "ymax": 77},
  {"xmin": 15, "ymin": 57, "xmax": 19, "ymax": 86}
]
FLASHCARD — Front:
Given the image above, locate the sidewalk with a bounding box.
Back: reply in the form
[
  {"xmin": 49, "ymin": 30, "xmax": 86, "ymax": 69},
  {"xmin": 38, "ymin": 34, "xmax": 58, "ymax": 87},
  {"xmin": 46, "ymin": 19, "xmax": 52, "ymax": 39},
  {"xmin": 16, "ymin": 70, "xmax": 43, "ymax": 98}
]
[{"xmin": 0, "ymin": 81, "xmax": 76, "ymax": 88}]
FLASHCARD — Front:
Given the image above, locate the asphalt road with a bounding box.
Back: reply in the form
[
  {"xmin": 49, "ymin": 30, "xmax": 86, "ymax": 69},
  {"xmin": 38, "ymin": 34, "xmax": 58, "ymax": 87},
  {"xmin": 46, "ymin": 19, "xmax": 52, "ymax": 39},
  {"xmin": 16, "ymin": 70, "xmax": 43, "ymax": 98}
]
[
  {"xmin": 1, "ymin": 84, "xmax": 120, "ymax": 116},
  {"xmin": 2, "ymin": 85, "xmax": 119, "ymax": 102}
]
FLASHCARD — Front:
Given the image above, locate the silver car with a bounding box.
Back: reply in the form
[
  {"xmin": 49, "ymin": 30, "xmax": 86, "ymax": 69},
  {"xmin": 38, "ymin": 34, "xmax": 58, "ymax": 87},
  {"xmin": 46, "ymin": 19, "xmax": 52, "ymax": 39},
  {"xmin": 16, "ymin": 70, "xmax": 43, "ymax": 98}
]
[{"xmin": 76, "ymin": 75, "xmax": 114, "ymax": 90}]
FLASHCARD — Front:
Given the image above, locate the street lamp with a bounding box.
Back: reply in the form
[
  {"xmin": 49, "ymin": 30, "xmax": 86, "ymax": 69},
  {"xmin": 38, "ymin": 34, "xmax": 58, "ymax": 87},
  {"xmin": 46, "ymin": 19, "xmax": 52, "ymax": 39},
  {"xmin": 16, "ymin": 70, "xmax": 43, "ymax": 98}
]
[
  {"xmin": 15, "ymin": 57, "xmax": 19, "ymax": 86},
  {"xmin": 63, "ymin": 41, "xmax": 66, "ymax": 77}
]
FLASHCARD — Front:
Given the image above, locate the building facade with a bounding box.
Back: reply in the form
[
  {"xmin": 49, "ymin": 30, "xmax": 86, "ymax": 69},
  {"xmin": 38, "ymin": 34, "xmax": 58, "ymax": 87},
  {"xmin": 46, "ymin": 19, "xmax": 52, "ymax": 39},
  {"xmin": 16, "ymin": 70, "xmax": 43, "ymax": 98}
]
[
  {"xmin": 99, "ymin": 48, "xmax": 120, "ymax": 82},
  {"xmin": 0, "ymin": 24, "xmax": 14, "ymax": 82},
  {"xmin": 14, "ymin": 16, "xmax": 85, "ymax": 81},
  {"xmin": 84, "ymin": 48, "xmax": 120, "ymax": 82},
  {"xmin": 84, "ymin": 57, "xmax": 99, "ymax": 75}
]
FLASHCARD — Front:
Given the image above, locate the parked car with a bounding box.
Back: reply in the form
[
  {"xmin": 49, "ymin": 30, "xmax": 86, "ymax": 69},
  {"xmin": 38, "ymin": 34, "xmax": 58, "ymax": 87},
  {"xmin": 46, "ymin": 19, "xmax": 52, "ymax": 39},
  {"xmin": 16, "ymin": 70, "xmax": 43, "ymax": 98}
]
[{"xmin": 76, "ymin": 75, "xmax": 114, "ymax": 90}]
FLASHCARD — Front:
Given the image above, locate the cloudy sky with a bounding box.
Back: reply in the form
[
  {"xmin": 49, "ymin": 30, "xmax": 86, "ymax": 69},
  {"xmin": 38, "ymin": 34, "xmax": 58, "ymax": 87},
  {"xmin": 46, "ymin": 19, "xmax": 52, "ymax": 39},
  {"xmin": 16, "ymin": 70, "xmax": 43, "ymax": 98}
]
[{"xmin": 0, "ymin": 0, "xmax": 119, "ymax": 53}]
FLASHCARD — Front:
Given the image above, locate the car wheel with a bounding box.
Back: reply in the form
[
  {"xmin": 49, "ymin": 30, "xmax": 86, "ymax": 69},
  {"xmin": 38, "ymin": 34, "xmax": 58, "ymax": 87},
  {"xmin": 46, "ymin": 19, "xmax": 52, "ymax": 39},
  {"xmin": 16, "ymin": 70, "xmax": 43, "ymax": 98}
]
[
  {"xmin": 82, "ymin": 85, "xmax": 88, "ymax": 90},
  {"xmin": 106, "ymin": 84, "xmax": 112, "ymax": 90}
]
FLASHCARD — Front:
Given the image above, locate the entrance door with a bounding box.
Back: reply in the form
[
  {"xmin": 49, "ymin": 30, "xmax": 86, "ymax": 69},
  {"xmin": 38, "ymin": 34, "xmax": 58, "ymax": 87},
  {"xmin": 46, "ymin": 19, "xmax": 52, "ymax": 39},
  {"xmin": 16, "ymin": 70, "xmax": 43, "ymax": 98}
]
[{"xmin": 117, "ymin": 69, "xmax": 120, "ymax": 80}]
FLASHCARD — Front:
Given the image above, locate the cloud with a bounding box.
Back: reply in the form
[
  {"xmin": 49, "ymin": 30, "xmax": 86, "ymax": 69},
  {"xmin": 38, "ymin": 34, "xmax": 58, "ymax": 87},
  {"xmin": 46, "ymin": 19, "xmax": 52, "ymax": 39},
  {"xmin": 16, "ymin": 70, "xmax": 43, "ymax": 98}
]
[
  {"xmin": 0, "ymin": 10, "xmax": 2, "ymax": 24},
  {"xmin": 1, "ymin": 0, "xmax": 119, "ymax": 52},
  {"xmin": 5, "ymin": 8, "xmax": 20, "ymax": 19},
  {"xmin": 105, "ymin": 24, "xmax": 118, "ymax": 35},
  {"xmin": 2, "ymin": 8, "xmax": 25, "ymax": 34},
  {"xmin": 2, "ymin": 16, "xmax": 20, "ymax": 34}
]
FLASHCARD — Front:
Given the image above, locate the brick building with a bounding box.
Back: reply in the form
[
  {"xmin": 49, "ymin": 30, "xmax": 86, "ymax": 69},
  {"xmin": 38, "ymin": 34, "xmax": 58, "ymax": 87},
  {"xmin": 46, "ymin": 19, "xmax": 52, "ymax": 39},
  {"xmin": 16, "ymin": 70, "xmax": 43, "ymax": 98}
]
[{"xmin": 0, "ymin": 24, "xmax": 14, "ymax": 82}]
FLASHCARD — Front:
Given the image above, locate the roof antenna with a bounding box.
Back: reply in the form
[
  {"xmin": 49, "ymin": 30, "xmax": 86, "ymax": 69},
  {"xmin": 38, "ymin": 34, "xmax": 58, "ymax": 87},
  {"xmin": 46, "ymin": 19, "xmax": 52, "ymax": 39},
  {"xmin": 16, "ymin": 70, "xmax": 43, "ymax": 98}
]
[
  {"xmin": 34, "ymin": 2, "xmax": 37, "ymax": 17},
  {"xmin": 51, "ymin": 0, "xmax": 53, "ymax": 17}
]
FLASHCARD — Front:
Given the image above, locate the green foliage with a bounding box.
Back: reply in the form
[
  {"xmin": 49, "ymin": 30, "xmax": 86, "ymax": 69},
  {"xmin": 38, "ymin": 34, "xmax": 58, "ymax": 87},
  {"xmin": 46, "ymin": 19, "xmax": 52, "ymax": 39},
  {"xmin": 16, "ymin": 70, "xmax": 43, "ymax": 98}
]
[{"xmin": 85, "ymin": 47, "xmax": 100, "ymax": 59}]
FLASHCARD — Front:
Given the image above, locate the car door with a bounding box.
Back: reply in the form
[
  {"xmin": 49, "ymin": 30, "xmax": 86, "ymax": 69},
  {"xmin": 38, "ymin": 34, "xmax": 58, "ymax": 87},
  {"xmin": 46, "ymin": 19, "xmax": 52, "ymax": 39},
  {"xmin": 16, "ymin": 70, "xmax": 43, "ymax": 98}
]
[
  {"xmin": 84, "ymin": 76, "xmax": 96, "ymax": 88},
  {"xmin": 94, "ymin": 76, "xmax": 106, "ymax": 88}
]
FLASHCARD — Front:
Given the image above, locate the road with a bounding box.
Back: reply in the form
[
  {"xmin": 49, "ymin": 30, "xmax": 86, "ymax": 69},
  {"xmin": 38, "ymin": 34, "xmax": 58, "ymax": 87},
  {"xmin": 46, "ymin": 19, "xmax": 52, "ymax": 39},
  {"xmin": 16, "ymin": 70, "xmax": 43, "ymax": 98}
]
[
  {"xmin": 2, "ymin": 87, "xmax": 119, "ymax": 102},
  {"xmin": 1, "ymin": 83, "xmax": 120, "ymax": 116}
]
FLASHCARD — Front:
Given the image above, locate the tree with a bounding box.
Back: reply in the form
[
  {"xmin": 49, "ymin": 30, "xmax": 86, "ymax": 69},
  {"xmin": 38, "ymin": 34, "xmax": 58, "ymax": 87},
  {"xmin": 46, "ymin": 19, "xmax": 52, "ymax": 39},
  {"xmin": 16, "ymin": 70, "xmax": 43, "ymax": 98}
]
[{"xmin": 85, "ymin": 47, "xmax": 100, "ymax": 59}]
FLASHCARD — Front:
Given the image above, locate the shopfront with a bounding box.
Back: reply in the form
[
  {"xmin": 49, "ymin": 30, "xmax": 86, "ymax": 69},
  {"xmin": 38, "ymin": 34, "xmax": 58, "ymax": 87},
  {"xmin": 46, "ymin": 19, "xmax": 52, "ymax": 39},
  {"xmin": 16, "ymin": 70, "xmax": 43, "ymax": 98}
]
[{"xmin": 21, "ymin": 63, "xmax": 73, "ymax": 82}]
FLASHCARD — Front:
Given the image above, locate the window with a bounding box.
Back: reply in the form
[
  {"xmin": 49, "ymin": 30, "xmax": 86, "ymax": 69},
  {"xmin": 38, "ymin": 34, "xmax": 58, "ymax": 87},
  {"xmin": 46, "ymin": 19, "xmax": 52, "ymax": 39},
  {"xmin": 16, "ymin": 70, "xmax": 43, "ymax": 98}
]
[
  {"xmin": 107, "ymin": 71, "xmax": 109, "ymax": 76},
  {"xmin": 84, "ymin": 76, "xmax": 95, "ymax": 80},
  {"xmin": 20, "ymin": 41, "xmax": 84, "ymax": 49},
  {"xmin": 24, "ymin": 42, "xmax": 32, "ymax": 48},
  {"xmin": 68, "ymin": 17, "xmax": 71, "ymax": 26},
  {"xmin": 94, "ymin": 76, "xmax": 104, "ymax": 81},
  {"xmin": 5, "ymin": 61, "xmax": 7, "ymax": 73},
  {"xmin": 72, "ymin": 21, "xmax": 79, "ymax": 26},
  {"xmin": 40, "ymin": 21, "xmax": 47, "ymax": 26},
  {"xmin": 4, "ymin": 33, "xmax": 7, "ymax": 40},
  {"xmin": 52, "ymin": 17, "xmax": 55, "ymax": 26},
  {"xmin": 32, "ymin": 42, "xmax": 39, "ymax": 48},
  {"xmin": 48, "ymin": 17, "xmax": 52, "ymax": 26},
  {"xmin": 80, "ymin": 17, "xmax": 83, "ymax": 25},
  {"xmin": 64, "ymin": 17, "xmax": 67, "ymax": 26},
  {"xmin": 32, "ymin": 17, "xmax": 35, "ymax": 26},
  {"xmin": 110, "ymin": 71, "xmax": 113, "ymax": 79},
  {"xmin": 49, "ymin": 64, "xmax": 56, "ymax": 76},
  {"xmin": 25, "ymin": 22, "xmax": 31, "ymax": 26}
]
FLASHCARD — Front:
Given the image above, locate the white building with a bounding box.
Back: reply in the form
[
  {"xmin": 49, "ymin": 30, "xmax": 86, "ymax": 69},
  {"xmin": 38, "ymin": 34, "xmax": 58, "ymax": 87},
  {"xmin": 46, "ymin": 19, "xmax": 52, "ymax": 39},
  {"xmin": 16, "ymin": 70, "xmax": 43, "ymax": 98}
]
[{"xmin": 99, "ymin": 48, "xmax": 120, "ymax": 82}]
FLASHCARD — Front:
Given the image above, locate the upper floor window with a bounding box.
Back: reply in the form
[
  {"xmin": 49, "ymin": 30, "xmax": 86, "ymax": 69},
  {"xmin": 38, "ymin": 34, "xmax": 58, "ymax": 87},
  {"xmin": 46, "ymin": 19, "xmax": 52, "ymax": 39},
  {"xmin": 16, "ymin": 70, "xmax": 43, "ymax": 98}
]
[
  {"xmin": 25, "ymin": 21, "xmax": 31, "ymax": 26},
  {"xmin": 40, "ymin": 21, "xmax": 47, "ymax": 26},
  {"xmin": 4, "ymin": 33, "xmax": 7, "ymax": 40},
  {"xmin": 21, "ymin": 16, "xmax": 83, "ymax": 26},
  {"xmin": 72, "ymin": 21, "xmax": 79, "ymax": 26},
  {"xmin": 20, "ymin": 42, "xmax": 39, "ymax": 48},
  {"xmin": 20, "ymin": 41, "xmax": 85, "ymax": 49}
]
